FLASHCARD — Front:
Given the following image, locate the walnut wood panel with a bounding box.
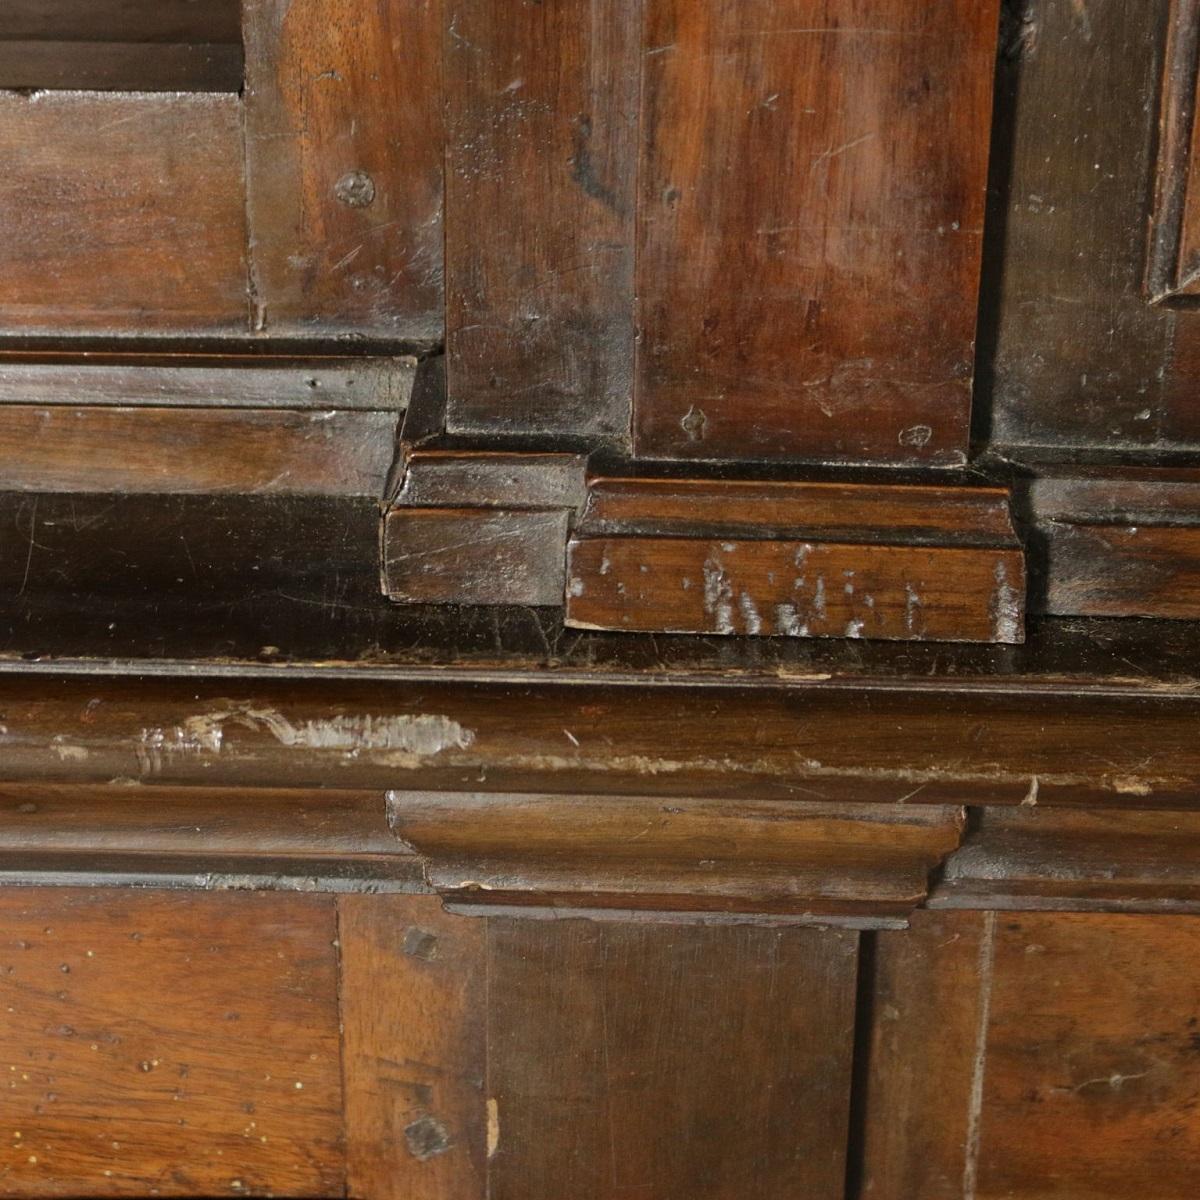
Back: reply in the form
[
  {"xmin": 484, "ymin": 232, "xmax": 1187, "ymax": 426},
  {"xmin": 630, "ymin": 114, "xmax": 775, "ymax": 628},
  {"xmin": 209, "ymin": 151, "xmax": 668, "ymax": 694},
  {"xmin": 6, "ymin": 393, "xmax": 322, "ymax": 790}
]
[
  {"xmin": 0, "ymin": 888, "xmax": 344, "ymax": 1196},
  {"xmin": 0, "ymin": 93, "xmax": 247, "ymax": 336},
  {"xmin": 242, "ymin": 0, "xmax": 443, "ymax": 339},
  {"xmin": 0, "ymin": 41, "xmax": 244, "ymax": 92},
  {"xmin": 0, "ymin": 357, "xmax": 416, "ymax": 410},
  {"xmin": 635, "ymin": 0, "xmax": 1000, "ymax": 465},
  {"xmin": 858, "ymin": 910, "xmax": 992, "ymax": 1200},
  {"xmin": 565, "ymin": 478, "xmax": 1026, "ymax": 643},
  {"xmin": 487, "ymin": 919, "xmax": 858, "ymax": 1200},
  {"xmin": 444, "ymin": 0, "xmax": 638, "ymax": 440},
  {"xmin": 388, "ymin": 792, "xmax": 964, "ymax": 924},
  {"xmin": 934, "ymin": 808, "xmax": 1200, "ymax": 914},
  {"xmin": 0, "ymin": 406, "xmax": 400, "ymax": 495},
  {"xmin": 339, "ymin": 894, "xmax": 487, "ymax": 1200},
  {"xmin": 976, "ymin": 914, "xmax": 1200, "ymax": 1199},
  {"xmin": 983, "ymin": 0, "xmax": 1200, "ymax": 449}
]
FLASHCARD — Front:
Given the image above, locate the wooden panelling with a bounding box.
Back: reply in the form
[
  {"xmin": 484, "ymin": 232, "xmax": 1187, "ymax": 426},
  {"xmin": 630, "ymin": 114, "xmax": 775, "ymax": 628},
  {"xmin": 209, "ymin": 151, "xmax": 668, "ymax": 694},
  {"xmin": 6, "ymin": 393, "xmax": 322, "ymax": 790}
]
[
  {"xmin": 0, "ymin": 406, "xmax": 400, "ymax": 495},
  {"xmin": 635, "ymin": 0, "xmax": 1000, "ymax": 465},
  {"xmin": 0, "ymin": 0, "xmax": 243, "ymax": 43},
  {"xmin": 444, "ymin": 0, "xmax": 639, "ymax": 440},
  {"xmin": 487, "ymin": 919, "xmax": 858, "ymax": 1199},
  {"xmin": 388, "ymin": 792, "xmax": 965, "ymax": 923},
  {"xmin": 339, "ymin": 894, "xmax": 487, "ymax": 1200},
  {"xmin": 0, "ymin": 42, "xmax": 243, "ymax": 92},
  {"xmin": 976, "ymin": 914, "xmax": 1200, "ymax": 1199},
  {"xmin": 934, "ymin": 807, "xmax": 1200, "ymax": 914},
  {"xmin": 1022, "ymin": 466, "xmax": 1200, "ymax": 617},
  {"xmin": 983, "ymin": 0, "xmax": 1200, "ymax": 449},
  {"xmin": 1147, "ymin": 0, "xmax": 1200, "ymax": 301},
  {"xmin": 242, "ymin": 0, "xmax": 444, "ymax": 339},
  {"xmin": 0, "ymin": 888, "xmax": 344, "ymax": 1197},
  {"xmin": 0, "ymin": 93, "xmax": 247, "ymax": 335},
  {"xmin": 0, "ymin": 357, "xmax": 416, "ymax": 410},
  {"xmin": 858, "ymin": 910, "xmax": 992, "ymax": 1200},
  {"xmin": 565, "ymin": 478, "xmax": 1026, "ymax": 643}
]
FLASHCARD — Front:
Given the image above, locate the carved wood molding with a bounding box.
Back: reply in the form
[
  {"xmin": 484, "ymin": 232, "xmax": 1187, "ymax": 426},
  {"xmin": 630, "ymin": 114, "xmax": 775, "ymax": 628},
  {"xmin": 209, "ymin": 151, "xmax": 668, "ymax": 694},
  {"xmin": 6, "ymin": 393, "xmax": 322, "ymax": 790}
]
[
  {"xmin": 1148, "ymin": 0, "xmax": 1200, "ymax": 302},
  {"xmin": 388, "ymin": 791, "xmax": 965, "ymax": 927}
]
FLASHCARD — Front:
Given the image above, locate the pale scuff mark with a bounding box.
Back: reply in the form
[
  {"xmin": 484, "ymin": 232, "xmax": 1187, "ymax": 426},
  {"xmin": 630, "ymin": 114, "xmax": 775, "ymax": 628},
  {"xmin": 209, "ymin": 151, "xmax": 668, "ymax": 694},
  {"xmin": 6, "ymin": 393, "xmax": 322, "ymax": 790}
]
[
  {"xmin": 702, "ymin": 552, "xmax": 735, "ymax": 635},
  {"xmin": 810, "ymin": 131, "xmax": 876, "ymax": 171},
  {"xmin": 962, "ymin": 912, "xmax": 997, "ymax": 1200},
  {"xmin": 50, "ymin": 740, "xmax": 89, "ymax": 763},
  {"xmin": 1110, "ymin": 776, "xmax": 1152, "ymax": 796},
  {"xmin": 486, "ymin": 1098, "xmax": 500, "ymax": 1159},
  {"xmin": 990, "ymin": 560, "xmax": 1022, "ymax": 643},
  {"xmin": 737, "ymin": 592, "xmax": 763, "ymax": 635},
  {"xmin": 1022, "ymin": 776, "xmax": 1040, "ymax": 807}
]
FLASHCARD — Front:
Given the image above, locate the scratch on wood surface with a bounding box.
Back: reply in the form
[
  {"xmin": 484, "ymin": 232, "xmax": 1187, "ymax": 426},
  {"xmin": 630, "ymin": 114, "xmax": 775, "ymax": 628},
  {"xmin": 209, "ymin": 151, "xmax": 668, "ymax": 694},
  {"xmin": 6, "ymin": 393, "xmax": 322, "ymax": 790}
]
[
  {"xmin": 963, "ymin": 911, "xmax": 996, "ymax": 1200},
  {"xmin": 810, "ymin": 132, "xmax": 876, "ymax": 171}
]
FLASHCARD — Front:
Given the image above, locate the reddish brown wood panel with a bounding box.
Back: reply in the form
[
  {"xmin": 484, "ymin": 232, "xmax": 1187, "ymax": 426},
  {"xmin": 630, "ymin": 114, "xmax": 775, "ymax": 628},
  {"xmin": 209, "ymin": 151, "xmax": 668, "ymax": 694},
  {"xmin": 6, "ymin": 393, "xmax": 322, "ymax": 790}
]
[
  {"xmin": 339, "ymin": 894, "xmax": 487, "ymax": 1200},
  {"xmin": 0, "ymin": 888, "xmax": 344, "ymax": 1197},
  {"xmin": 976, "ymin": 914, "xmax": 1200, "ymax": 1199},
  {"xmin": 0, "ymin": 406, "xmax": 400, "ymax": 495},
  {"xmin": 444, "ymin": 0, "xmax": 639, "ymax": 440},
  {"xmin": 242, "ymin": 0, "xmax": 444, "ymax": 339},
  {"xmin": 487, "ymin": 919, "xmax": 859, "ymax": 1200},
  {"xmin": 635, "ymin": 0, "xmax": 1000, "ymax": 465},
  {"xmin": 0, "ymin": 92, "xmax": 247, "ymax": 335},
  {"xmin": 858, "ymin": 910, "xmax": 992, "ymax": 1200}
]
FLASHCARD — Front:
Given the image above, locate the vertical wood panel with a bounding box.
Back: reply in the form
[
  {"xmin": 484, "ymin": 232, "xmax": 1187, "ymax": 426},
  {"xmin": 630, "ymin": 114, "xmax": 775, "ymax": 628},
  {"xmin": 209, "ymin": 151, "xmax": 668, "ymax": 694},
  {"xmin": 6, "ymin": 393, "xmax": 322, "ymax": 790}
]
[
  {"xmin": 635, "ymin": 0, "xmax": 1000, "ymax": 465},
  {"xmin": 487, "ymin": 919, "xmax": 858, "ymax": 1200},
  {"xmin": 444, "ymin": 0, "xmax": 640, "ymax": 440},
  {"xmin": 0, "ymin": 889, "xmax": 344, "ymax": 1197},
  {"xmin": 340, "ymin": 894, "xmax": 487, "ymax": 1200},
  {"xmin": 243, "ymin": 0, "xmax": 444, "ymax": 340},
  {"xmin": 976, "ymin": 913, "xmax": 1200, "ymax": 1200}
]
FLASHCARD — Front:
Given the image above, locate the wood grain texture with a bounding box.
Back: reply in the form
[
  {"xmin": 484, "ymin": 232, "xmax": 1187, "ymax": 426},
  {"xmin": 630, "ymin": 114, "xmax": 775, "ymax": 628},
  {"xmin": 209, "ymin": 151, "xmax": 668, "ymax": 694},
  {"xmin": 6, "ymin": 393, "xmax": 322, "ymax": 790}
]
[
  {"xmin": 0, "ymin": 888, "xmax": 344, "ymax": 1197},
  {"xmin": 983, "ymin": 0, "xmax": 1200, "ymax": 450},
  {"xmin": 935, "ymin": 807, "xmax": 1200, "ymax": 914},
  {"xmin": 857, "ymin": 910, "xmax": 991, "ymax": 1200},
  {"xmin": 635, "ymin": 0, "xmax": 1000, "ymax": 464},
  {"xmin": 0, "ymin": 406, "xmax": 400, "ymax": 495},
  {"xmin": 444, "ymin": 0, "xmax": 638, "ymax": 440},
  {"xmin": 340, "ymin": 894, "xmax": 487, "ymax": 1200},
  {"xmin": 976, "ymin": 914, "xmax": 1200, "ymax": 1199},
  {"xmin": 487, "ymin": 919, "xmax": 858, "ymax": 1200},
  {"xmin": 1025, "ymin": 466, "xmax": 1200, "ymax": 617},
  {"xmin": 0, "ymin": 41, "xmax": 243, "ymax": 92},
  {"xmin": 0, "ymin": 92, "xmax": 247, "ymax": 335},
  {"xmin": 388, "ymin": 792, "xmax": 965, "ymax": 923},
  {"xmin": 0, "ymin": 356, "xmax": 417, "ymax": 409},
  {"xmin": 565, "ymin": 478, "xmax": 1026, "ymax": 643},
  {"xmin": 0, "ymin": 0, "xmax": 243, "ymax": 43},
  {"xmin": 242, "ymin": 0, "xmax": 444, "ymax": 339}
]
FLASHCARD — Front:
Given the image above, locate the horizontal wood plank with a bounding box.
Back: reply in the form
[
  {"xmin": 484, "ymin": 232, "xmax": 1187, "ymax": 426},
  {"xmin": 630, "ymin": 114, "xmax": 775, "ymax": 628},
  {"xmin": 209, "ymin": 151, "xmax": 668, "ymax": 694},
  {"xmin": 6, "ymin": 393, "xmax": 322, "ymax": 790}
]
[
  {"xmin": 0, "ymin": 92, "xmax": 248, "ymax": 335},
  {"xmin": 0, "ymin": 0, "xmax": 243, "ymax": 43},
  {"xmin": 0, "ymin": 41, "xmax": 243, "ymax": 91},
  {"xmin": 0, "ymin": 406, "xmax": 400, "ymax": 495}
]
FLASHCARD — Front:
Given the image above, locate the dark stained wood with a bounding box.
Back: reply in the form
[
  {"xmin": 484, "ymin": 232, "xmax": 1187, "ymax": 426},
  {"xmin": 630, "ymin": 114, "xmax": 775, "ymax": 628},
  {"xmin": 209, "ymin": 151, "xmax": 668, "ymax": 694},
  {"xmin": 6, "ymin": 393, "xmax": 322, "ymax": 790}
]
[
  {"xmin": 0, "ymin": 0, "xmax": 243, "ymax": 43},
  {"xmin": 389, "ymin": 792, "xmax": 964, "ymax": 924},
  {"xmin": 934, "ymin": 807, "xmax": 1200, "ymax": 914},
  {"xmin": 0, "ymin": 406, "xmax": 400, "ymax": 495},
  {"xmin": 1147, "ymin": 0, "xmax": 1200, "ymax": 301},
  {"xmin": 339, "ymin": 894, "xmax": 487, "ymax": 1200},
  {"xmin": 975, "ymin": 914, "xmax": 1200, "ymax": 1198},
  {"xmin": 487, "ymin": 919, "xmax": 858, "ymax": 1199},
  {"xmin": 0, "ymin": 356, "xmax": 416, "ymax": 410},
  {"xmin": 635, "ymin": 0, "xmax": 1000, "ymax": 465},
  {"xmin": 0, "ymin": 888, "xmax": 344, "ymax": 1197},
  {"xmin": 1023, "ymin": 465, "xmax": 1200, "ymax": 618},
  {"xmin": 5, "ymin": 672, "xmax": 1200, "ymax": 810},
  {"xmin": 0, "ymin": 41, "xmax": 244, "ymax": 92},
  {"xmin": 391, "ymin": 451, "xmax": 589, "ymax": 512},
  {"xmin": 565, "ymin": 478, "xmax": 1026, "ymax": 642},
  {"xmin": 0, "ymin": 92, "xmax": 247, "ymax": 335},
  {"xmin": 982, "ymin": 0, "xmax": 1200, "ymax": 450},
  {"xmin": 858, "ymin": 910, "xmax": 992, "ymax": 1200},
  {"xmin": 444, "ymin": 0, "xmax": 638, "ymax": 441},
  {"xmin": 242, "ymin": 0, "xmax": 444, "ymax": 339}
]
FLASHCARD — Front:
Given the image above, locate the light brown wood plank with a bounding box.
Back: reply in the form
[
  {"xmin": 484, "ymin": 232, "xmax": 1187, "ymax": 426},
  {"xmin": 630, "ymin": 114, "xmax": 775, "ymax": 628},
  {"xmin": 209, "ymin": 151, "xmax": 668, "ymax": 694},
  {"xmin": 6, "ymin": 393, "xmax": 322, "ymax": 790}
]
[
  {"xmin": 340, "ymin": 894, "xmax": 487, "ymax": 1200},
  {"xmin": 0, "ymin": 888, "xmax": 344, "ymax": 1197},
  {"xmin": 444, "ymin": 0, "xmax": 639, "ymax": 440},
  {"xmin": 0, "ymin": 406, "xmax": 400, "ymax": 495},
  {"xmin": 0, "ymin": 92, "xmax": 248, "ymax": 335},
  {"xmin": 635, "ymin": 0, "xmax": 1000, "ymax": 464},
  {"xmin": 242, "ymin": 0, "xmax": 444, "ymax": 339}
]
